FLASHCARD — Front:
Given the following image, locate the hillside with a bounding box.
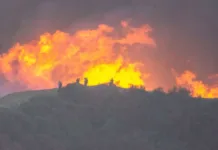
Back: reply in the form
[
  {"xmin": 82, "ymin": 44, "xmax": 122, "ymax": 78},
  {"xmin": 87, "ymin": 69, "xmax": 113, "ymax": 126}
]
[
  {"xmin": 0, "ymin": 84, "xmax": 218, "ymax": 150},
  {"xmin": 0, "ymin": 89, "xmax": 57, "ymax": 108}
]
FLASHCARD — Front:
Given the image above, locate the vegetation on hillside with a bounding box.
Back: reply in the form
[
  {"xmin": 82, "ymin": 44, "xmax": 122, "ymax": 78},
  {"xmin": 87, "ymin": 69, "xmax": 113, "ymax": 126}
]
[{"xmin": 0, "ymin": 83, "xmax": 218, "ymax": 150}]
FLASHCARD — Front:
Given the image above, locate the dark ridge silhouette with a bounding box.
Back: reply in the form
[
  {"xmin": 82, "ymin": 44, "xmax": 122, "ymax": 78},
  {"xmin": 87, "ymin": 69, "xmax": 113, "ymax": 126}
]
[{"xmin": 0, "ymin": 84, "xmax": 217, "ymax": 150}]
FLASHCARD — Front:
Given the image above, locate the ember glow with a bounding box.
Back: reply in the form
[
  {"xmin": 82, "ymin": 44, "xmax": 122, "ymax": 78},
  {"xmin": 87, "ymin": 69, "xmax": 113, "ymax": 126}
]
[{"xmin": 0, "ymin": 20, "xmax": 217, "ymax": 98}]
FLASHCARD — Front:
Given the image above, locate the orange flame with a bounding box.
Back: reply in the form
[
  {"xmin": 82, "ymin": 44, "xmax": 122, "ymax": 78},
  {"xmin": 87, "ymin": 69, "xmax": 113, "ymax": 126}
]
[
  {"xmin": 0, "ymin": 21, "xmax": 155, "ymax": 90},
  {"xmin": 175, "ymin": 71, "xmax": 218, "ymax": 98},
  {"xmin": 0, "ymin": 20, "xmax": 217, "ymax": 99}
]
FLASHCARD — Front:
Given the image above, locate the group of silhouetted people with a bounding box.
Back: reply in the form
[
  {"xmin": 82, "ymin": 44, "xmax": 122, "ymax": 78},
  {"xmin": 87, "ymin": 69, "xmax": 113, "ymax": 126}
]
[
  {"xmin": 57, "ymin": 78, "xmax": 115, "ymax": 92},
  {"xmin": 75, "ymin": 78, "xmax": 88, "ymax": 86}
]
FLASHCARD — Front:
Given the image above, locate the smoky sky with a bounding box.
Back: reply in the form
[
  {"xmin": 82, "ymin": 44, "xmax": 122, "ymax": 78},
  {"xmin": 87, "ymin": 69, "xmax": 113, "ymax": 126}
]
[{"xmin": 0, "ymin": 0, "xmax": 218, "ymax": 84}]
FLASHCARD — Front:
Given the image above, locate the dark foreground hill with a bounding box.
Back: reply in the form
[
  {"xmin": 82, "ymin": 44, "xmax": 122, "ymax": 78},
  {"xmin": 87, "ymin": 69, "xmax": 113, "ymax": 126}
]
[{"xmin": 0, "ymin": 84, "xmax": 218, "ymax": 150}]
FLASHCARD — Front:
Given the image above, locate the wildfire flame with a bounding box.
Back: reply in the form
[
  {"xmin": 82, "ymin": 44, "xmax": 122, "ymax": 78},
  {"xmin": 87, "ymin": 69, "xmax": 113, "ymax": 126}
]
[
  {"xmin": 0, "ymin": 21, "xmax": 155, "ymax": 90},
  {"xmin": 0, "ymin": 20, "xmax": 217, "ymax": 98},
  {"xmin": 175, "ymin": 71, "xmax": 218, "ymax": 98}
]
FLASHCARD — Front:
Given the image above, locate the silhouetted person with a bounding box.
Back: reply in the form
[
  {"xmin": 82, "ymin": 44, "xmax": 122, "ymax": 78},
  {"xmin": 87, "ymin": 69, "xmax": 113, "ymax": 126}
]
[
  {"xmin": 58, "ymin": 81, "xmax": 62, "ymax": 92},
  {"xmin": 76, "ymin": 78, "xmax": 80, "ymax": 84},
  {"xmin": 84, "ymin": 78, "xmax": 88, "ymax": 86},
  {"xmin": 109, "ymin": 78, "xmax": 114, "ymax": 86}
]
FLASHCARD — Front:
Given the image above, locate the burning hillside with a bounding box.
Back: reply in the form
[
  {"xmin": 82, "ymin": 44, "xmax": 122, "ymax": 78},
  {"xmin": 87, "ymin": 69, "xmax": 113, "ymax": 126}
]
[{"xmin": 0, "ymin": 20, "xmax": 217, "ymax": 98}]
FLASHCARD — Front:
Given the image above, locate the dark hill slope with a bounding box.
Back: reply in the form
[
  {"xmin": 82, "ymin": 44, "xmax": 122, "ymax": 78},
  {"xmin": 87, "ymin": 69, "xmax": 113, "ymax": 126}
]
[{"xmin": 0, "ymin": 84, "xmax": 217, "ymax": 150}]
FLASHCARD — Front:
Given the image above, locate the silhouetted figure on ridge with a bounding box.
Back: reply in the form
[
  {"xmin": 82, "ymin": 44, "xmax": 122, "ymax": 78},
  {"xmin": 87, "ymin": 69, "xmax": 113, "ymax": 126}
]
[
  {"xmin": 84, "ymin": 78, "xmax": 88, "ymax": 86},
  {"xmin": 57, "ymin": 81, "xmax": 62, "ymax": 92},
  {"xmin": 109, "ymin": 78, "xmax": 114, "ymax": 86},
  {"xmin": 76, "ymin": 78, "xmax": 80, "ymax": 84}
]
